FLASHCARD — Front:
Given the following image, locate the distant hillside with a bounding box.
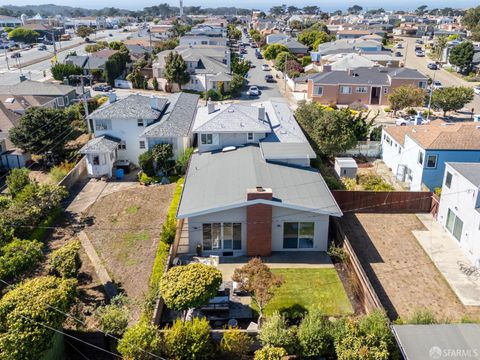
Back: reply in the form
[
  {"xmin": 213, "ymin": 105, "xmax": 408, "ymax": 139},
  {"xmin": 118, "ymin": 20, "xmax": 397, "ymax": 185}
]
[{"xmin": 0, "ymin": 4, "xmax": 134, "ymax": 18}]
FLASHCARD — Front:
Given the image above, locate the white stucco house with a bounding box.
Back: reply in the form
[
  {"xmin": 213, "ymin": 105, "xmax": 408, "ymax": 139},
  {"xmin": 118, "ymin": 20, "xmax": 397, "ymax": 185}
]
[
  {"xmin": 176, "ymin": 98, "xmax": 340, "ymax": 257},
  {"xmin": 382, "ymin": 122, "xmax": 480, "ymax": 191},
  {"xmin": 80, "ymin": 92, "xmax": 199, "ymax": 178},
  {"xmin": 437, "ymin": 163, "xmax": 480, "ymax": 265}
]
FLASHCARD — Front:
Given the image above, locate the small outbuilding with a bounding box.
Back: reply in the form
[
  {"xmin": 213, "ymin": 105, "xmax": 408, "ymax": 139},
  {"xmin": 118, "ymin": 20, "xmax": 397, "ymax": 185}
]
[{"xmin": 334, "ymin": 157, "xmax": 358, "ymax": 179}]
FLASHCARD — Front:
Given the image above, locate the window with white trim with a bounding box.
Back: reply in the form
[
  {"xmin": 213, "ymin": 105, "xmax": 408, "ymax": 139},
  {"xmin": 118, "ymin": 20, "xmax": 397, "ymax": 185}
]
[
  {"xmin": 201, "ymin": 133, "xmax": 213, "ymax": 145},
  {"xmin": 313, "ymin": 85, "xmax": 323, "ymax": 95},
  {"xmin": 356, "ymin": 86, "xmax": 367, "ymax": 93},
  {"xmin": 283, "ymin": 222, "xmax": 314, "ymax": 249},
  {"xmin": 445, "ymin": 171, "xmax": 453, "ymax": 188},
  {"xmin": 56, "ymin": 97, "xmax": 65, "ymax": 107},
  {"xmin": 419, "ymin": 81, "xmax": 427, "ymax": 89},
  {"xmin": 92, "ymin": 155, "xmax": 100, "ymax": 165},
  {"xmin": 247, "ymin": 132, "xmax": 254, "ymax": 141},
  {"xmin": 95, "ymin": 119, "xmax": 112, "ymax": 131},
  {"xmin": 118, "ymin": 141, "xmax": 126, "ymax": 150},
  {"xmin": 139, "ymin": 140, "xmax": 145, "ymax": 149},
  {"xmin": 446, "ymin": 209, "xmax": 463, "ymax": 242},
  {"xmin": 202, "ymin": 223, "xmax": 241, "ymax": 250},
  {"xmin": 417, "ymin": 151, "xmax": 424, "ymax": 165},
  {"xmin": 339, "ymin": 86, "xmax": 352, "ymax": 94},
  {"xmin": 383, "ymin": 87, "xmax": 389, "ymax": 94},
  {"xmin": 426, "ymin": 154, "xmax": 437, "ymax": 168},
  {"xmin": 137, "ymin": 119, "xmax": 144, "ymax": 127}
]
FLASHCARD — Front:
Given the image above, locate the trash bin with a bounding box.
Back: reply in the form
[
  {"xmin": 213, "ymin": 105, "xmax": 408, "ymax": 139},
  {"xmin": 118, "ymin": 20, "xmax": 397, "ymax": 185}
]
[{"xmin": 115, "ymin": 168, "xmax": 124, "ymax": 180}]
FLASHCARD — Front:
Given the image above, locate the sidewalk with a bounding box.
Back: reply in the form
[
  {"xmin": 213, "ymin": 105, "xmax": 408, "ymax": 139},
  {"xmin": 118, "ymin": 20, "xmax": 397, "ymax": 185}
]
[{"xmin": 413, "ymin": 213, "xmax": 480, "ymax": 306}]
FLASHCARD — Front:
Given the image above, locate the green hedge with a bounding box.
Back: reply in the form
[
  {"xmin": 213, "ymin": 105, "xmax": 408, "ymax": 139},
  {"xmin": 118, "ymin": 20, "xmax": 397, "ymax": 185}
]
[{"xmin": 160, "ymin": 178, "xmax": 184, "ymax": 244}]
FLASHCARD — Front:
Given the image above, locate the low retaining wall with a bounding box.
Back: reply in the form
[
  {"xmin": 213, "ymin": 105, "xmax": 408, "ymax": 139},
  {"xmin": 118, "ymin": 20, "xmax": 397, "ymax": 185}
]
[
  {"xmin": 330, "ymin": 218, "xmax": 384, "ymax": 313},
  {"xmin": 151, "ymin": 218, "xmax": 185, "ymax": 325},
  {"xmin": 332, "ymin": 190, "xmax": 433, "ymax": 213},
  {"xmin": 58, "ymin": 157, "xmax": 87, "ymax": 190}
]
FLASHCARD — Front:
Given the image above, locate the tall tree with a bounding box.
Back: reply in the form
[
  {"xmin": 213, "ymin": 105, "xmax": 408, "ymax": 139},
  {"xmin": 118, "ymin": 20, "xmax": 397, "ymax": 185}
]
[
  {"xmin": 8, "ymin": 28, "xmax": 39, "ymax": 43},
  {"xmin": 287, "ymin": 5, "xmax": 299, "ymax": 14},
  {"xmin": 449, "ymin": 42, "xmax": 474, "ymax": 74},
  {"xmin": 232, "ymin": 258, "xmax": 282, "ymax": 326},
  {"xmin": 302, "ymin": 6, "xmax": 319, "ymax": 14},
  {"xmin": 431, "ymin": 86, "xmax": 474, "ymax": 116},
  {"xmin": 9, "ymin": 107, "xmax": 73, "ymax": 159},
  {"xmin": 263, "ymin": 43, "xmax": 289, "ymax": 60},
  {"xmin": 269, "ymin": 5, "xmax": 286, "ymax": 16},
  {"xmin": 462, "ymin": 6, "xmax": 480, "ymax": 30},
  {"xmin": 76, "ymin": 26, "xmax": 95, "ymax": 38},
  {"xmin": 347, "ymin": 5, "xmax": 363, "ymax": 14},
  {"xmin": 416, "ymin": 5, "xmax": 428, "ymax": 15},
  {"xmin": 164, "ymin": 51, "xmax": 190, "ymax": 90},
  {"xmin": 387, "ymin": 85, "xmax": 426, "ymax": 115}
]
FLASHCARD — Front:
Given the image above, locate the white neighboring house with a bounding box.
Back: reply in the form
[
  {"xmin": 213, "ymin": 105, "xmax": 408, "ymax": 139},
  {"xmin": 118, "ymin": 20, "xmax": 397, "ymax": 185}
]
[
  {"xmin": 437, "ymin": 163, "xmax": 480, "ymax": 265},
  {"xmin": 81, "ymin": 92, "xmax": 199, "ymax": 178},
  {"xmin": 179, "ymin": 36, "xmax": 227, "ymax": 47}
]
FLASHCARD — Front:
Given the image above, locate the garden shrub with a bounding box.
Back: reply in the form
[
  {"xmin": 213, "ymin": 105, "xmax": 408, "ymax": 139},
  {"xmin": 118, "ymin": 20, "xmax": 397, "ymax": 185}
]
[
  {"xmin": 254, "ymin": 346, "xmax": 287, "ymax": 360},
  {"xmin": 259, "ymin": 312, "xmax": 297, "ymax": 354},
  {"xmin": 327, "ymin": 243, "xmax": 348, "ymax": 262},
  {"xmin": 160, "ymin": 178, "xmax": 184, "ymax": 244},
  {"xmin": 434, "ymin": 187, "xmax": 442, "ymax": 197},
  {"xmin": 49, "ymin": 161, "xmax": 75, "ymax": 183},
  {"xmin": 6, "ymin": 168, "xmax": 30, "ymax": 197},
  {"xmin": 341, "ymin": 177, "xmax": 356, "ymax": 190},
  {"xmin": 117, "ymin": 321, "xmax": 162, "ymax": 359},
  {"xmin": 0, "ymin": 276, "xmax": 77, "ymax": 360},
  {"xmin": 139, "ymin": 151, "xmax": 155, "ymax": 177},
  {"xmin": 219, "ymin": 327, "xmax": 253, "ymax": 360},
  {"xmin": 397, "ymin": 309, "xmax": 438, "ymax": 325},
  {"xmin": 151, "ymin": 143, "xmax": 173, "ymax": 174},
  {"xmin": 406, "ymin": 108, "xmax": 418, "ymax": 115},
  {"xmin": 163, "ymin": 317, "xmax": 213, "ymax": 360},
  {"xmin": 359, "ymin": 174, "xmax": 394, "ymax": 191},
  {"xmin": 0, "ymin": 239, "xmax": 43, "ymax": 279},
  {"xmin": 48, "ymin": 240, "xmax": 81, "ymax": 278},
  {"xmin": 95, "ymin": 294, "xmax": 130, "ymax": 335},
  {"xmin": 175, "ymin": 147, "xmax": 193, "ymax": 174},
  {"xmin": 298, "ymin": 311, "xmax": 335, "ymax": 358}
]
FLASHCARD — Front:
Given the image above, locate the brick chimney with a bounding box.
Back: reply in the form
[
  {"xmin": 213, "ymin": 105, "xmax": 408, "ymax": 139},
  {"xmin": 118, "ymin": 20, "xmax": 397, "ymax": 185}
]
[{"xmin": 246, "ymin": 187, "xmax": 273, "ymax": 257}]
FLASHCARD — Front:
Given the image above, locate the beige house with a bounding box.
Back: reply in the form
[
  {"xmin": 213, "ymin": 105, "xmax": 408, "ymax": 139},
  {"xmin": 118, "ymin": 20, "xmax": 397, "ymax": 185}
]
[{"xmin": 306, "ymin": 67, "xmax": 427, "ymax": 106}]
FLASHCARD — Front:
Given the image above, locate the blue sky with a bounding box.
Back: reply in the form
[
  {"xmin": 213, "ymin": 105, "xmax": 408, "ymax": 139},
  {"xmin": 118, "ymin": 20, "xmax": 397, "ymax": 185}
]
[{"xmin": 1, "ymin": 0, "xmax": 478, "ymax": 11}]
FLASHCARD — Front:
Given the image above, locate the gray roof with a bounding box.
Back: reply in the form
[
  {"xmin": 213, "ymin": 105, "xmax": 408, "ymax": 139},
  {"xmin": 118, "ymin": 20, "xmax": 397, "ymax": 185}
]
[
  {"xmin": 79, "ymin": 135, "xmax": 120, "ymax": 154},
  {"xmin": 65, "ymin": 55, "xmax": 89, "ymax": 68},
  {"xmin": 392, "ymin": 324, "xmax": 480, "ymax": 360},
  {"xmin": 447, "ymin": 162, "xmax": 480, "ymax": 187},
  {"xmin": 277, "ymin": 38, "xmax": 309, "ymax": 53},
  {"xmin": 260, "ymin": 142, "xmax": 316, "ymax": 160},
  {"xmin": 193, "ymin": 103, "xmax": 271, "ymax": 133},
  {"xmin": 317, "ymin": 39, "xmax": 382, "ymax": 55},
  {"xmin": 142, "ymin": 92, "xmax": 200, "ymax": 138},
  {"xmin": 88, "ymin": 94, "xmax": 167, "ymax": 121},
  {"xmin": 177, "ymin": 145, "xmax": 342, "ymax": 218},
  {"xmin": 335, "ymin": 157, "xmax": 358, "ymax": 168},
  {"xmin": 309, "ymin": 67, "xmax": 426, "ymax": 86},
  {"xmin": 0, "ymin": 80, "xmax": 76, "ymax": 97}
]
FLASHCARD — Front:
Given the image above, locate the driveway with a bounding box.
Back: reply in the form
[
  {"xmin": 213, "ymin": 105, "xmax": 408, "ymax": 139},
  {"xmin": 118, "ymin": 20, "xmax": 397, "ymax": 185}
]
[{"xmin": 340, "ymin": 213, "xmax": 480, "ymax": 322}]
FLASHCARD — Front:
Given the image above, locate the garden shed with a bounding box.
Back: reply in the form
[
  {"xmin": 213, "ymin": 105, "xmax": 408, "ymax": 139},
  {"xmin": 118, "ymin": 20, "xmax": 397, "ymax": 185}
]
[{"xmin": 334, "ymin": 157, "xmax": 358, "ymax": 179}]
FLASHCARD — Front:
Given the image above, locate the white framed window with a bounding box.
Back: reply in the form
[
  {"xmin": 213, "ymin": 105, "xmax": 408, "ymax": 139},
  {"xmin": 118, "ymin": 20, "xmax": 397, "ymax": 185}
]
[
  {"xmin": 283, "ymin": 222, "xmax": 314, "ymax": 249},
  {"xmin": 339, "ymin": 86, "xmax": 352, "ymax": 94},
  {"xmin": 92, "ymin": 155, "xmax": 100, "ymax": 165},
  {"xmin": 426, "ymin": 154, "xmax": 437, "ymax": 168},
  {"xmin": 356, "ymin": 86, "xmax": 368, "ymax": 93},
  {"xmin": 118, "ymin": 141, "xmax": 126, "ymax": 150},
  {"xmin": 139, "ymin": 140, "xmax": 145, "ymax": 149},
  {"xmin": 419, "ymin": 81, "xmax": 427, "ymax": 89},
  {"xmin": 56, "ymin": 97, "xmax": 65, "ymax": 107},
  {"xmin": 313, "ymin": 85, "xmax": 323, "ymax": 95},
  {"xmin": 64, "ymin": 96, "xmax": 70, "ymax": 105},
  {"xmin": 417, "ymin": 151, "xmax": 424, "ymax": 165},
  {"xmin": 201, "ymin": 133, "xmax": 213, "ymax": 145},
  {"xmin": 95, "ymin": 119, "xmax": 112, "ymax": 131},
  {"xmin": 137, "ymin": 119, "xmax": 144, "ymax": 127},
  {"xmin": 446, "ymin": 209, "xmax": 463, "ymax": 241},
  {"xmin": 247, "ymin": 132, "xmax": 254, "ymax": 142},
  {"xmin": 383, "ymin": 87, "xmax": 389, "ymax": 94},
  {"xmin": 202, "ymin": 223, "xmax": 241, "ymax": 250},
  {"xmin": 445, "ymin": 171, "xmax": 453, "ymax": 188}
]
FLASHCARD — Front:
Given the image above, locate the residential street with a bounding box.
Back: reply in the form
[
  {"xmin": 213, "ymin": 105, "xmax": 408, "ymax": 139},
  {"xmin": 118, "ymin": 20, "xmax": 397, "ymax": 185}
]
[
  {"xmin": 0, "ymin": 29, "xmax": 130, "ymax": 85},
  {"xmin": 400, "ymin": 36, "xmax": 480, "ymax": 114}
]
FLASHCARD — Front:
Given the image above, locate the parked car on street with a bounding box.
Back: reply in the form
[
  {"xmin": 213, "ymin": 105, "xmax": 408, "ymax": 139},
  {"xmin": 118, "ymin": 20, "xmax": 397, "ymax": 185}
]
[
  {"xmin": 395, "ymin": 51, "xmax": 402, "ymax": 57},
  {"xmin": 474, "ymin": 86, "xmax": 480, "ymax": 96},
  {"xmin": 37, "ymin": 44, "xmax": 47, "ymax": 50},
  {"xmin": 246, "ymin": 86, "xmax": 261, "ymax": 96},
  {"xmin": 395, "ymin": 43, "xmax": 403, "ymax": 49},
  {"xmin": 415, "ymin": 50, "xmax": 425, "ymax": 57},
  {"xmin": 92, "ymin": 84, "xmax": 112, "ymax": 92},
  {"xmin": 427, "ymin": 62, "xmax": 438, "ymax": 70},
  {"xmin": 265, "ymin": 74, "xmax": 275, "ymax": 83},
  {"xmin": 251, "ymin": 43, "xmax": 258, "ymax": 48},
  {"xmin": 432, "ymin": 80, "xmax": 443, "ymax": 90},
  {"xmin": 256, "ymin": 52, "xmax": 263, "ymax": 59},
  {"xmin": 261, "ymin": 64, "xmax": 270, "ymax": 71},
  {"xmin": 395, "ymin": 115, "xmax": 429, "ymax": 126},
  {"xmin": 10, "ymin": 52, "xmax": 21, "ymax": 58}
]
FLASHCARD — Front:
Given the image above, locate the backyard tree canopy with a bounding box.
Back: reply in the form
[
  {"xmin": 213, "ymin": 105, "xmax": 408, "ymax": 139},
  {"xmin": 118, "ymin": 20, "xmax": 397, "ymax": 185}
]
[{"xmin": 159, "ymin": 263, "xmax": 222, "ymax": 312}]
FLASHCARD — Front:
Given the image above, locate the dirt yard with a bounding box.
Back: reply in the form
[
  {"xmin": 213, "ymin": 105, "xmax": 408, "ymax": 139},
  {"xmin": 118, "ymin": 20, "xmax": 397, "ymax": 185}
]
[
  {"xmin": 341, "ymin": 213, "xmax": 480, "ymax": 322},
  {"xmin": 84, "ymin": 184, "xmax": 175, "ymax": 320}
]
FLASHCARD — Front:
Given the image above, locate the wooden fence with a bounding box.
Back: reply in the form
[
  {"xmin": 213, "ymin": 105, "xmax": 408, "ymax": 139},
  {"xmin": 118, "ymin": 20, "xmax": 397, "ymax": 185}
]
[
  {"xmin": 151, "ymin": 218, "xmax": 185, "ymax": 325},
  {"xmin": 332, "ymin": 190, "xmax": 433, "ymax": 213},
  {"xmin": 330, "ymin": 218, "xmax": 384, "ymax": 314}
]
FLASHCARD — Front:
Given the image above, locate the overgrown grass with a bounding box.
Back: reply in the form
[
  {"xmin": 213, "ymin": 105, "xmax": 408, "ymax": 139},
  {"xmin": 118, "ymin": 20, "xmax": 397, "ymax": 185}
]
[
  {"xmin": 263, "ymin": 268, "xmax": 354, "ymax": 319},
  {"xmin": 28, "ymin": 207, "xmax": 63, "ymax": 242}
]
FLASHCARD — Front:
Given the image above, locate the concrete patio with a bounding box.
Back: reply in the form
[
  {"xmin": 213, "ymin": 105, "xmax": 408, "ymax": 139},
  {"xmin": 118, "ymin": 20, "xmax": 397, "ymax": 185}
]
[{"xmin": 413, "ymin": 213, "xmax": 480, "ymax": 306}]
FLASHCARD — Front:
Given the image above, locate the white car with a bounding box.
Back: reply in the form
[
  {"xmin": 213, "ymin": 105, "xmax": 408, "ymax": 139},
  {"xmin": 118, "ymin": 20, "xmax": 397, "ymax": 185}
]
[
  {"xmin": 432, "ymin": 80, "xmax": 443, "ymax": 90},
  {"xmin": 395, "ymin": 115, "xmax": 429, "ymax": 126},
  {"xmin": 246, "ymin": 86, "xmax": 261, "ymax": 96},
  {"xmin": 261, "ymin": 64, "xmax": 270, "ymax": 71},
  {"xmin": 474, "ymin": 87, "xmax": 480, "ymax": 96},
  {"xmin": 415, "ymin": 50, "xmax": 425, "ymax": 57}
]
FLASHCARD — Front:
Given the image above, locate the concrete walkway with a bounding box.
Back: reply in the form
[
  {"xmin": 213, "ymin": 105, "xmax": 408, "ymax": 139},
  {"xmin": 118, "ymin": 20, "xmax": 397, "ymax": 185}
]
[{"xmin": 413, "ymin": 214, "xmax": 480, "ymax": 306}]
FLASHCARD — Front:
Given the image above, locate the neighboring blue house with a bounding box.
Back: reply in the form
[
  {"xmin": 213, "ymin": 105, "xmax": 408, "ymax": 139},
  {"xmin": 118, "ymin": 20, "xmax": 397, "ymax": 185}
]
[{"xmin": 382, "ymin": 122, "xmax": 480, "ymax": 191}]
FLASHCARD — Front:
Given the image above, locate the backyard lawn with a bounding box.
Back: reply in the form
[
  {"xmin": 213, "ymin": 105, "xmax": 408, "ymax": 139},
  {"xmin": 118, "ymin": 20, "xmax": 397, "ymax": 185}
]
[{"xmin": 264, "ymin": 268, "xmax": 354, "ymax": 317}]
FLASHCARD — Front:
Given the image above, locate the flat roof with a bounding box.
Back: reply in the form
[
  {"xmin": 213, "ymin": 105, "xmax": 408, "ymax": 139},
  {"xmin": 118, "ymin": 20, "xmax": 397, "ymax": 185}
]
[{"xmin": 392, "ymin": 324, "xmax": 480, "ymax": 360}]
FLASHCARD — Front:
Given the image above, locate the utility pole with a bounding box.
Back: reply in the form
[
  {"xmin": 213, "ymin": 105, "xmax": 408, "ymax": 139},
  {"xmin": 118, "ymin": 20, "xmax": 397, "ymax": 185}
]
[
  {"xmin": 69, "ymin": 74, "xmax": 94, "ymax": 131},
  {"xmin": 51, "ymin": 29, "xmax": 57, "ymax": 56},
  {"xmin": 426, "ymin": 71, "xmax": 436, "ymax": 122}
]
